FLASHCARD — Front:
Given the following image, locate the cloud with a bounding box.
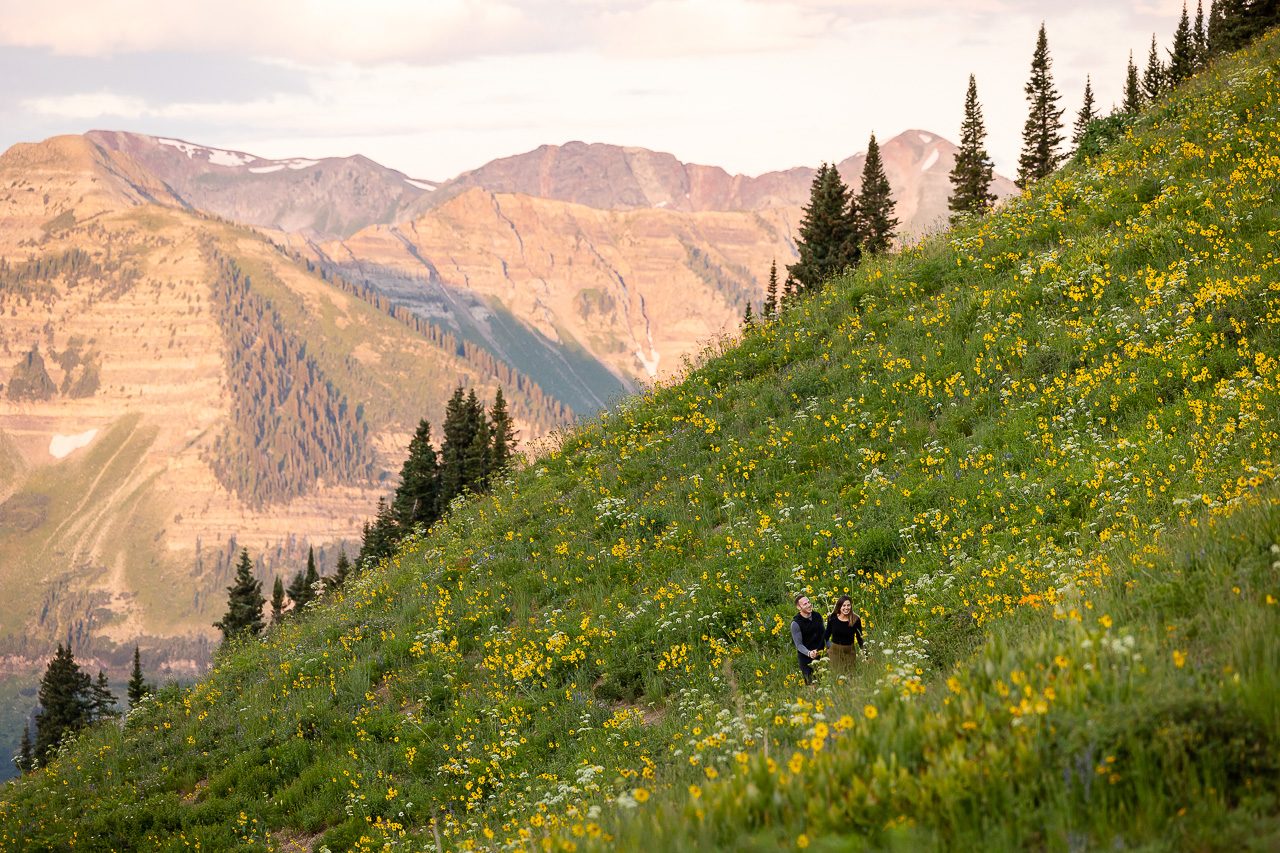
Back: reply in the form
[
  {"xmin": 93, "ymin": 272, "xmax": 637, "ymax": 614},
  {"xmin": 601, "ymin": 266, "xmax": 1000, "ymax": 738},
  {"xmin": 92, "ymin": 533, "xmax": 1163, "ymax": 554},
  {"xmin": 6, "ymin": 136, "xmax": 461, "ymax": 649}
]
[
  {"xmin": 24, "ymin": 92, "xmax": 150, "ymax": 119},
  {"xmin": 2, "ymin": 0, "xmax": 1154, "ymax": 65},
  {"xmin": 0, "ymin": 0, "xmax": 556, "ymax": 65}
]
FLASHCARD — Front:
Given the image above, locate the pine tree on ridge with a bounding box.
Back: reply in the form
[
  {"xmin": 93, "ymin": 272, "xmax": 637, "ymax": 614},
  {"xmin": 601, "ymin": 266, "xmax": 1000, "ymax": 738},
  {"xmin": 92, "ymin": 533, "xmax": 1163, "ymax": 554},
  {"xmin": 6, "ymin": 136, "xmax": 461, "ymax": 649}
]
[
  {"xmin": 856, "ymin": 133, "xmax": 898, "ymax": 254},
  {"xmin": 1122, "ymin": 51, "xmax": 1144, "ymax": 114},
  {"xmin": 949, "ymin": 73, "xmax": 997, "ymax": 221},
  {"xmin": 764, "ymin": 259, "xmax": 778, "ymax": 319},
  {"xmin": 213, "ymin": 548, "xmax": 266, "ymax": 643},
  {"xmin": 1016, "ymin": 23, "xmax": 1066, "ymax": 190},
  {"xmin": 1072, "ymin": 76, "xmax": 1099, "ymax": 148}
]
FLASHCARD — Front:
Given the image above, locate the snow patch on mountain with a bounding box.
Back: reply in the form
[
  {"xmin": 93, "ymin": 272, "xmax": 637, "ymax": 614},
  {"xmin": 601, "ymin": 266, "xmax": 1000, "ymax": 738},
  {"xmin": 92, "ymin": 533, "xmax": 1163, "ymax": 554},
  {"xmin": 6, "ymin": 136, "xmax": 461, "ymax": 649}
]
[
  {"xmin": 404, "ymin": 178, "xmax": 438, "ymax": 191},
  {"xmin": 156, "ymin": 137, "xmax": 255, "ymax": 168},
  {"xmin": 49, "ymin": 429, "xmax": 98, "ymax": 459},
  {"xmin": 920, "ymin": 150, "xmax": 940, "ymax": 171},
  {"xmin": 918, "ymin": 133, "xmax": 933, "ymax": 143},
  {"xmin": 249, "ymin": 164, "xmax": 287, "ymax": 174}
]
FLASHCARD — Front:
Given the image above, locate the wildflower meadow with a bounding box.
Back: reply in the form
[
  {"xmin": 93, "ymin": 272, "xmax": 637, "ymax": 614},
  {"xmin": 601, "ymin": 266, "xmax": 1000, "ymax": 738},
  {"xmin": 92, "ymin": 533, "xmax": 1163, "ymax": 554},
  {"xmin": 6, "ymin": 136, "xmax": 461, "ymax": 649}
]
[{"xmin": 3, "ymin": 26, "xmax": 1280, "ymax": 853}]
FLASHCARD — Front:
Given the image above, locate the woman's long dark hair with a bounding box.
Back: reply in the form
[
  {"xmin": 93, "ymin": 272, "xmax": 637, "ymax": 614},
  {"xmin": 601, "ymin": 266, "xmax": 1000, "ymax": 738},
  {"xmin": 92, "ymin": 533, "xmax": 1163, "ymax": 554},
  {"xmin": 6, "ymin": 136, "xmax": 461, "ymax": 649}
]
[{"xmin": 831, "ymin": 595, "xmax": 852, "ymax": 620}]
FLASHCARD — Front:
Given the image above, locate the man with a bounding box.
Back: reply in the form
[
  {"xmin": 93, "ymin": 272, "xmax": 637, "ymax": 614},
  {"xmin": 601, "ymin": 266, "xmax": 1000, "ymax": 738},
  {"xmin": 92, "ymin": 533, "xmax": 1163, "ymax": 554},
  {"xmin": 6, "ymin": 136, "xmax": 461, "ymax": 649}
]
[{"xmin": 790, "ymin": 593, "xmax": 825, "ymax": 685}]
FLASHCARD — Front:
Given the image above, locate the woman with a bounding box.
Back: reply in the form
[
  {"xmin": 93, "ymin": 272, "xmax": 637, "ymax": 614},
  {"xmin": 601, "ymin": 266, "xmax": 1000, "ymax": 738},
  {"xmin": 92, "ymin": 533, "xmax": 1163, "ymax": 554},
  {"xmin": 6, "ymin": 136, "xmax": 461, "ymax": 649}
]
[{"xmin": 825, "ymin": 595, "xmax": 865, "ymax": 676}]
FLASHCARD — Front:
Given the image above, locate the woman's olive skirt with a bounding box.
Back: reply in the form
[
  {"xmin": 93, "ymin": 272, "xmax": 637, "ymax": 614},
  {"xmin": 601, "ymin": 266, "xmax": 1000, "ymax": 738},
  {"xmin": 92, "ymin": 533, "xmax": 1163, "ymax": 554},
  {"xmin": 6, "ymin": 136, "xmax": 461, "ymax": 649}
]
[{"xmin": 829, "ymin": 642, "xmax": 857, "ymax": 674}]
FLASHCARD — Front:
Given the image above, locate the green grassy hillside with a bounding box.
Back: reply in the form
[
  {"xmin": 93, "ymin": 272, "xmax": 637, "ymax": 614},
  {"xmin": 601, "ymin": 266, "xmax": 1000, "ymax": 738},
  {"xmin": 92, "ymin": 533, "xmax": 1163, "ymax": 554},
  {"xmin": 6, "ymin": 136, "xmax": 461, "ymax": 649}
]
[{"xmin": 3, "ymin": 30, "xmax": 1280, "ymax": 853}]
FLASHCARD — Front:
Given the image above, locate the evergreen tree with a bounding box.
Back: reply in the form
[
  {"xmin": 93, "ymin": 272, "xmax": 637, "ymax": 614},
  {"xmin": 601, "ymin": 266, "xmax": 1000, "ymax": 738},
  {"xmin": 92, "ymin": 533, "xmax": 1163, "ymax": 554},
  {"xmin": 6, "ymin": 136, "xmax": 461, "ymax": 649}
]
[
  {"xmin": 15, "ymin": 724, "xmax": 34, "ymax": 774},
  {"xmin": 328, "ymin": 547, "xmax": 352, "ymax": 590},
  {"xmin": 304, "ymin": 547, "xmax": 320, "ymax": 596},
  {"xmin": 763, "ymin": 259, "xmax": 778, "ymax": 319},
  {"xmin": 270, "ymin": 576, "xmax": 285, "ymax": 623},
  {"xmin": 856, "ymin": 133, "xmax": 899, "ymax": 254},
  {"xmin": 33, "ymin": 643, "xmax": 92, "ymax": 764},
  {"xmin": 1072, "ymin": 76, "xmax": 1099, "ymax": 147},
  {"xmin": 1194, "ymin": 0, "xmax": 1209, "ymax": 65},
  {"xmin": 213, "ymin": 549, "xmax": 266, "ymax": 643},
  {"xmin": 741, "ymin": 301, "xmax": 755, "ymax": 328},
  {"xmin": 782, "ymin": 274, "xmax": 799, "ymax": 309},
  {"xmin": 286, "ymin": 570, "xmax": 309, "ymax": 610},
  {"xmin": 462, "ymin": 391, "xmax": 490, "ymax": 493},
  {"xmin": 786, "ymin": 163, "xmax": 860, "ymax": 290},
  {"xmin": 437, "ymin": 387, "xmax": 470, "ymax": 509},
  {"xmin": 392, "ymin": 419, "xmax": 440, "ymax": 532},
  {"xmin": 357, "ymin": 498, "xmax": 399, "ymax": 568},
  {"xmin": 127, "ymin": 645, "xmax": 148, "ymax": 707},
  {"xmin": 89, "ymin": 670, "xmax": 119, "ymax": 722},
  {"xmin": 1208, "ymin": 0, "xmax": 1227, "ymax": 54},
  {"xmin": 1016, "ymin": 23, "xmax": 1066, "ymax": 190},
  {"xmin": 1168, "ymin": 3, "xmax": 1196, "ymax": 84},
  {"xmin": 489, "ymin": 389, "xmax": 518, "ymax": 477},
  {"xmin": 1122, "ymin": 51, "xmax": 1144, "ymax": 113},
  {"xmin": 949, "ymin": 74, "xmax": 997, "ymax": 220},
  {"xmin": 1143, "ymin": 34, "xmax": 1166, "ymax": 101}
]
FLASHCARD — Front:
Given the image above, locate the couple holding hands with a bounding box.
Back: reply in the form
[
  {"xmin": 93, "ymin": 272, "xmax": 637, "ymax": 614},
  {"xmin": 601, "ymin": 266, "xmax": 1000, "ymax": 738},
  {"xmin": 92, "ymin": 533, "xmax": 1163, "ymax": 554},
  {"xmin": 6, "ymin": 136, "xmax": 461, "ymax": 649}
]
[{"xmin": 790, "ymin": 592, "xmax": 865, "ymax": 685}]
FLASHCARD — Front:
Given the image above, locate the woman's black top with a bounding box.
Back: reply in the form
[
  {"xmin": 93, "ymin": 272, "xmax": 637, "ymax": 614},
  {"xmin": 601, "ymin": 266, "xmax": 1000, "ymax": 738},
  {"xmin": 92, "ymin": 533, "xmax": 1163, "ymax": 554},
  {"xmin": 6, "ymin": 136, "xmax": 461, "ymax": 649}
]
[{"xmin": 826, "ymin": 612, "xmax": 865, "ymax": 648}]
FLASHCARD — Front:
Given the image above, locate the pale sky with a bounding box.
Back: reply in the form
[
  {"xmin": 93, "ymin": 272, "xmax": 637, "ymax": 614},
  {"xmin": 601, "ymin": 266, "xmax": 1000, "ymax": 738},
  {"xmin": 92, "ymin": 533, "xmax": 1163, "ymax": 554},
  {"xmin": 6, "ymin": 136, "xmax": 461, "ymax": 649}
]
[{"xmin": 1, "ymin": 0, "xmax": 1189, "ymax": 182}]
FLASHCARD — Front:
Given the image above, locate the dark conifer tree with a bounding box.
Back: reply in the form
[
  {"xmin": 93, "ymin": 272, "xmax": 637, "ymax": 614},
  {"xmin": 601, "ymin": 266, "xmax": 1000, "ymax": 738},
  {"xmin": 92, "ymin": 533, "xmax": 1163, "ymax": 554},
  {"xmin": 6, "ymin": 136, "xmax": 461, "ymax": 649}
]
[
  {"xmin": 304, "ymin": 547, "xmax": 320, "ymax": 596},
  {"xmin": 1072, "ymin": 76, "xmax": 1099, "ymax": 147},
  {"xmin": 462, "ymin": 391, "xmax": 490, "ymax": 492},
  {"xmin": 782, "ymin": 274, "xmax": 798, "ymax": 309},
  {"xmin": 741, "ymin": 301, "xmax": 755, "ymax": 328},
  {"xmin": 33, "ymin": 643, "xmax": 92, "ymax": 764},
  {"xmin": 1122, "ymin": 51, "xmax": 1144, "ymax": 113},
  {"xmin": 1208, "ymin": 0, "xmax": 1227, "ymax": 53},
  {"xmin": 1168, "ymin": 3, "xmax": 1196, "ymax": 84},
  {"xmin": 213, "ymin": 549, "xmax": 266, "ymax": 643},
  {"xmin": 949, "ymin": 74, "xmax": 997, "ymax": 220},
  {"xmin": 89, "ymin": 671, "xmax": 119, "ymax": 722},
  {"xmin": 16, "ymin": 724, "xmax": 34, "ymax": 774},
  {"xmin": 1143, "ymin": 34, "xmax": 1166, "ymax": 101},
  {"xmin": 286, "ymin": 570, "xmax": 309, "ymax": 610},
  {"xmin": 786, "ymin": 163, "xmax": 860, "ymax": 291},
  {"xmin": 437, "ymin": 387, "xmax": 470, "ymax": 509},
  {"xmin": 856, "ymin": 133, "xmax": 898, "ymax": 254},
  {"xmin": 127, "ymin": 645, "xmax": 148, "ymax": 706},
  {"xmin": 763, "ymin": 259, "xmax": 778, "ymax": 319},
  {"xmin": 1016, "ymin": 23, "xmax": 1066, "ymax": 190},
  {"xmin": 357, "ymin": 498, "xmax": 399, "ymax": 568},
  {"xmin": 270, "ymin": 576, "xmax": 285, "ymax": 623},
  {"xmin": 392, "ymin": 419, "xmax": 440, "ymax": 532},
  {"xmin": 1194, "ymin": 0, "xmax": 1209, "ymax": 65},
  {"xmin": 329, "ymin": 547, "xmax": 352, "ymax": 589},
  {"xmin": 489, "ymin": 389, "xmax": 518, "ymax": 476}
]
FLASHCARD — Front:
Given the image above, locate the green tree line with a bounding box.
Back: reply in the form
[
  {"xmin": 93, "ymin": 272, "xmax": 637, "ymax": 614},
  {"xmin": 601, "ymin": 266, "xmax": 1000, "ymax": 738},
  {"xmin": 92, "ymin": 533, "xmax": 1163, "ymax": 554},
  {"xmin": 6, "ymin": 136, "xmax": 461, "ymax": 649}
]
[{"xmin": 203, "ymin": 243, "xmax": 375, "ymax": 507}]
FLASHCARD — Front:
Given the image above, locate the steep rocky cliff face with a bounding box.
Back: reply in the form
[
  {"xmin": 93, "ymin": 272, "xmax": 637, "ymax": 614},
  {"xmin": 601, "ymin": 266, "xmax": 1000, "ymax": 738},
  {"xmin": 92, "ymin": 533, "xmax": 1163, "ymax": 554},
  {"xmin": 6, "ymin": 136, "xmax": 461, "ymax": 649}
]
[{"xmin": 314, "ymin": 189, "xmax": 797, "ymax": 401}]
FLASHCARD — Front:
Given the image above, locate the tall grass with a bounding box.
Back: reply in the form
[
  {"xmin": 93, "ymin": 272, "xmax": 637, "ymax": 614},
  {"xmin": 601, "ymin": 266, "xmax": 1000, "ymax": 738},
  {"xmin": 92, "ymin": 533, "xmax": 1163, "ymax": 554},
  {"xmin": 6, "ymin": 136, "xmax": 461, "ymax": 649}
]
[{"xmin": 3, "ymin": 27, "xmax": 1280, "ymax": 853}]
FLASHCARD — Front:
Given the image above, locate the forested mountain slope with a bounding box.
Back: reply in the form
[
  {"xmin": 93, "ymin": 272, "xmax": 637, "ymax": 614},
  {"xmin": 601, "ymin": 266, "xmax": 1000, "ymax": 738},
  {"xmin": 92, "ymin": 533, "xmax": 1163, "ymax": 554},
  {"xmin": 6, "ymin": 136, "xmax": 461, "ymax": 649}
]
[{"xmin": 3, "ymin": 28, "xmax": 1280, "ymax": 853}]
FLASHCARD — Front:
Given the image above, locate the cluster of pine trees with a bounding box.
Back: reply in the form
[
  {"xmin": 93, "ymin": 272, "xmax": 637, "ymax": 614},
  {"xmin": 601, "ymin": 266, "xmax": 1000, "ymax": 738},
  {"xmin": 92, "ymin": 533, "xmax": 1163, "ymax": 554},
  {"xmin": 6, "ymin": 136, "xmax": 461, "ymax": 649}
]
[
  {"xmin": 209, "ymin": 385, "xmax": 518, "ymax": 648},
  {"xmin": 956, "ymin": 1, "xmax": 1277, "ymax": 217},
  {"xmin": 357, "ymin": 385, "xmax": 518, "ymax": 568},
  {"xmin": 13, "ymin": 645, "xmax": 152, "ymax": 775},
  {"xmin": 204, "ymin": 244, "xmax": 375, "ymax": 506},
  {"xmin": 757, "ymin": 0, "xmax": 1278, "ymax": 327},
  {"xmin": 748, "ymin": 132, "xmax": 900, "ymax": 325}
]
